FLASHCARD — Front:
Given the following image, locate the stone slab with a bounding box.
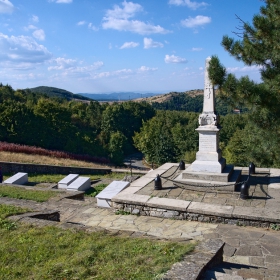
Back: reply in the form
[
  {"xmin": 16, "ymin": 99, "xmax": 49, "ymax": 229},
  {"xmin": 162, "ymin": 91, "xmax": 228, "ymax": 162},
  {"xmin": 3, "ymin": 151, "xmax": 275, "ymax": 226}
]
[
  {"xmin": 96, "ymin": 181, "xmax": 130, "ymax": 208},
  {"xmin": 233, "ymin": 206, "xmax": 280, "ymax": 223},
  {"xmin": 142, "ymin": 168, "xmax": 171, "ymax": 178},
  {"xmin": 112, "ymin": 193, "xmax": 150, "ymax": 205},
  {"xmin": 157, "ymin": 162, "xmax": 180, "ymax": 170},
  {"xmin": 4, "ymin": 172, "xmax": 28, "ymax": 185},
  {"xmin": 130, "ymin": 177, "xmax": 154, "ymax": 187},
  {"xmin": 147, "ymin": 197, "xmax": 191, "ymax": 211},
  {"xmin": 58, "ymin": 174, "xmax": 79, "ymax": 189},
  {"xmin": 188, "ymin": 202, "xmax": 234, "ymax": 217},
  {"xmin": 67, "ymin": 177, "xmax": 91, "ymax": 192},
  {"xmin": 182, "ymin": 165, "xmax": 234, "ymax": 182},
  {"xmin": 120, "ymin": 186, "xmax": 142, "ymax": 194}
]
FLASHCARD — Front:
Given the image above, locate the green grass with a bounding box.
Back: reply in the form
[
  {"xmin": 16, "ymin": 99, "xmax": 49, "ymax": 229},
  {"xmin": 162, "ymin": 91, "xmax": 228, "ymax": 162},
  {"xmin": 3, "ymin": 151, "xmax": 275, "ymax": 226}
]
[
  {"xmin": 0, "ymin": 185, "xmax": 58, "ymax": 202},
  {"xmin": 0, "ymin": 204, "xmax": 30, "ymax": 230},
  {"xmin": 85, "ymin": 183, "xmax": 108, "ymax": 197},
  {"xmin": 3, "ymin": 172, "xmax": 131, "ymax": 183},
  {"xmin": 0, "ymin": 206, "xmax": 195, "ymax": 280}
]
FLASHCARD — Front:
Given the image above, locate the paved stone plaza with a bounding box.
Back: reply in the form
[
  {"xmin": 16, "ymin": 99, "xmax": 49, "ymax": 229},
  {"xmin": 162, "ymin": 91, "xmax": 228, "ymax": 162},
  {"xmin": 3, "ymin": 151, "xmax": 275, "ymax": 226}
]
[{"xmin": 1, "ymin": 166, "xmax": 280, "ymax": 280}]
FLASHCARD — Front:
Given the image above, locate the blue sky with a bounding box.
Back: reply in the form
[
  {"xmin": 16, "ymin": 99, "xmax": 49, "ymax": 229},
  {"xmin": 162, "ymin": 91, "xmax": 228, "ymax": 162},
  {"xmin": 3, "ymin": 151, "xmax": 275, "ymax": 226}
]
[{"xmin": 0, "ymin": 0, "xmax": 263, "ymax": 93}]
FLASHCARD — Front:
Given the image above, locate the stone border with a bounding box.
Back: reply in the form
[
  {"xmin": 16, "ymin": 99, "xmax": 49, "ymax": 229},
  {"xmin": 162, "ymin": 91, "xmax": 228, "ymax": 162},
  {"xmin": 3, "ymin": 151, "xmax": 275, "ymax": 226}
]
[
  {"xmin": 113, "ymin": 201, "xmax": 280, "ymax": 228},
  {"xmin": 162, "ymin": 239, "xmax": 225, "ymax": 280}
]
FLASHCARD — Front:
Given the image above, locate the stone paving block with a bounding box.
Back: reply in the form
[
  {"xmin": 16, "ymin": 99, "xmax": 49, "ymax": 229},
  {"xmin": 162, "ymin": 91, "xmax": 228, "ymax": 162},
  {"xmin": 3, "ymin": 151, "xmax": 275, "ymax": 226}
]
[
  {"xmin": 233, "ymin": 206, "xmax": 265, "ymax": 221},
  {"xmin": 261, "ymin": 244, "xmax": 280, "ymax": 256},
  {"xmin": 141, "ymin": 168, "xmax": 172, "ymax": 178},
  {"xmin": 130, "ymin": 177, "xmax": 154, "ymax": 187},
  {"xmin": 120, "ymin": 186, "xmax": 142, "ymax": 194},
  {"xmin": 225, "ymin": 255, "xmax": 250, "ymax": 265},
  {"xmin": 250, "ymin": 256, "xmax": 265, "ymax": 267},
  {"xmin": 112, "ymin": 193, "xmax": 151, "ymax": 205},
  {"xmin": 188, "ymin": 202, "xmax": 234, "ymax": 217},
  {"xmin": 235, "ymin": 245, "xmax": 263, "ymax": 257},
  {"xmin": 147, "ymin": 197, "xmax": 191, "ymax": 211},
  {"xmin": 158, "ymin": 162, "xmax": 180, "ymax": 170}
]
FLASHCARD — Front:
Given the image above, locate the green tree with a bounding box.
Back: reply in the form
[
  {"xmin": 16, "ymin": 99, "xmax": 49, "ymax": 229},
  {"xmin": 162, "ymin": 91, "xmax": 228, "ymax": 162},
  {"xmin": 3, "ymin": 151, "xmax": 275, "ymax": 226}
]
[
  {"xmin": 133, "ymin": 111, "xmax": 199, "ymax": 165},
  {"xmin": 209, "ymin": 0, "xmax": 280, "ymax": 128},
  {"xmin": 208, "ymin": 0, "xmax": 280, "ymax": 167}
]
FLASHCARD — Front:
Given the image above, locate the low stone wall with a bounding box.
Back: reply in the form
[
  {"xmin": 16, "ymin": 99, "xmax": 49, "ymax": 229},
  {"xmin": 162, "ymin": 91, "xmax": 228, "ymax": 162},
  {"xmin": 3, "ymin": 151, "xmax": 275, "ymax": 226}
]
[
  {"xmin": 0, "ymin": 161, "xmax": 111, "ymax": 175},
  {"xmin": 163, "ymin": 239, "xmax": 225, "ymax": 280},
  {"xmin": 113, "ymin": 202, "xmax": 280, "ymax": 229}
]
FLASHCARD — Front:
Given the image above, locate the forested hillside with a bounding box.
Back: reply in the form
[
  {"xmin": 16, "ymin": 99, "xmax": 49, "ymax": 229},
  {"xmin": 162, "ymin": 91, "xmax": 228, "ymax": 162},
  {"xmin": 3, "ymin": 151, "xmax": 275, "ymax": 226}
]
[
  {"xmin": 151, "ymin": 91, "xmax": 245, "ymax": 115},
  {"xmin": 1, "ymin": 80, "xmax": 280, "ymax": 168},
  {"xmin": 28, "ymin": 86, "xmax": 91, "ymax": 101},
  {"xmin": 0, "ymin": 84, "xmax": 155, "ymax": 165}
]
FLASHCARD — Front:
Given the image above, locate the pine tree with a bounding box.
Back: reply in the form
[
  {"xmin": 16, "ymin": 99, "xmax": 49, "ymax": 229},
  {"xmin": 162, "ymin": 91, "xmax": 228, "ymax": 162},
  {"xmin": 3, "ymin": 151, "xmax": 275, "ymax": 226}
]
[{"xmin": 209, "ymin": 0, "xmax": 280, "ymax": 129}]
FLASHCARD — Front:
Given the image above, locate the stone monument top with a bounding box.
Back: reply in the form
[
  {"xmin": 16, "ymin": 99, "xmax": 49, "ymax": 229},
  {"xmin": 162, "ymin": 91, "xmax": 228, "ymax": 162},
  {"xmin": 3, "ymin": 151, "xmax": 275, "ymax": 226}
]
[{"xmin": 199, "ymin": 57, "xmax": 218, "ymax": 127}]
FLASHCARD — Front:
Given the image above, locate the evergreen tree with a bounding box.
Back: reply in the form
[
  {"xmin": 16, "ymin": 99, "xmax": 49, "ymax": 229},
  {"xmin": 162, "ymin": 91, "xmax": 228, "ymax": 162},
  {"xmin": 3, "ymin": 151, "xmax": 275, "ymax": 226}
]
[{"xmin": 209, "ymin": 0, "xmax": 280, "ymax": 129}]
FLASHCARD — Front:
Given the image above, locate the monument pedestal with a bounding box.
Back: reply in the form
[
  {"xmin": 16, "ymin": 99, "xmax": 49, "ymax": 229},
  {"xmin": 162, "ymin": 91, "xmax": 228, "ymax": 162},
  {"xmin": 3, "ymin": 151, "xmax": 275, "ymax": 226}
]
[{"xmin": 190, "ymin": 125, "xmax": 226, "ymax": 173}]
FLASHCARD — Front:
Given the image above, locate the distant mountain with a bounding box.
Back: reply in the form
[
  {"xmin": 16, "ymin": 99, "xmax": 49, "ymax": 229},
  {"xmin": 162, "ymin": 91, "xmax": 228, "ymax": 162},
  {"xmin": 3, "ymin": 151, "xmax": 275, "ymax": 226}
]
[
  {"xmin": 28, "ymin": 86, "xmax": 92, "ymax": 101},
  {"xmin": 78, "ymin": 92, "xmax": 161, "ymax": 101}
]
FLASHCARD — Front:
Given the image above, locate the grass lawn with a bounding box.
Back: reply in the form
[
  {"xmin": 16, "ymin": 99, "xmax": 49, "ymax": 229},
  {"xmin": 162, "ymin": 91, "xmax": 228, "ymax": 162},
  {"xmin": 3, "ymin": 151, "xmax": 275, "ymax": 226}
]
[
  {"xmin": 85, "ymin": 183, "xmax": 108, "ymax": 197},
  {"xmin": 0, "ymin": 205, "xmax": 195, "ymax": 280},
  {"xmin": 0, "ymin": 185, "xmax": 58, "ymax": 202},
  {"xmin": 3, "ymin": 172, "xmax": 129, "ymax": 183}
]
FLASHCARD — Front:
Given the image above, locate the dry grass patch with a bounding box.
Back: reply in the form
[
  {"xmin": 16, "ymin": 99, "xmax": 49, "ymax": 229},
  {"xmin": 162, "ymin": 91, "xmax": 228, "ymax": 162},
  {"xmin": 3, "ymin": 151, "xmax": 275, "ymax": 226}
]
[{"xmin": 0, "ymin": 151, "xmax": 109, "ymax": 168}]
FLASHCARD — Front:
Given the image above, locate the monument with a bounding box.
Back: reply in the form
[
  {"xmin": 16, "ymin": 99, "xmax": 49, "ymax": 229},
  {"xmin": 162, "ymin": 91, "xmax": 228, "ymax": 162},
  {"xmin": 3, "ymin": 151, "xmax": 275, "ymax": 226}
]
[{"xmin": 176, "ymin": 57, "xmax": 240, "ymax": 186}]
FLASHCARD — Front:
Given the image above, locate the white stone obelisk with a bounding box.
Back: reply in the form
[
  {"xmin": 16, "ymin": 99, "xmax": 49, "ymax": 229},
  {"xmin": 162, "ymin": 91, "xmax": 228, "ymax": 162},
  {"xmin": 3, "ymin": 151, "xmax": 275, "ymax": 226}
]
[{"xmin": 190, "ymin": 57, "xmax": 226, "ymax": 173}]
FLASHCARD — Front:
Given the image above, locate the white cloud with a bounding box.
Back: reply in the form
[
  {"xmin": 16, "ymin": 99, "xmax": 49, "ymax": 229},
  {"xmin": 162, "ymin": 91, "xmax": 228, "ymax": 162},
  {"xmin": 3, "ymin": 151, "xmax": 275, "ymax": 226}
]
[
  {"xmin": 0, "ymin": 33, "xmax": 52, "ymax": 68},
  {"xmin": 168, "ymin": 0, "xmax": 208, "ymax": 10},
  {"xmin": 199, "ymin": 67, "xmax": 203, "ymax": 70},
  {"xmin": 77, "ymin": 21, "xmax": 86, "ymax": 26},
  {"xmin": 48, "ymin": 57, "xmax": 77, "ymax": 70},
  {"xmin": 88, "ymin": 23, "xmax": 98, "ymax": 31},
  {"xmin": 191, "ymin": 47, "xmax": 202, "ymax": 51},
  {"xmin": 24, "ymin": 24, "xmax": 37, "ymax": 31},
  {"xmin": 181, "ymin": 15, "xmax": 211, "ymax": 28},
  {"xmin": 102, "ymin": 1, "xmax": 170, "ymax": 35},
  {"xmin": 144, "ymin": 37, "xmax": 163, "ymax": 49},
  {"xmin": 120, "ymin": 41, "xmax": 139, "ymax": 49},
  {"xmin": 138, "ymin": 66, "xmax": 158, "ymax": 72},
  {"xmin": 32, "ymin": 15, "xmax": 39, "ymax": 22},
  {"xmin": 32, "ymin": 29, "xmax": 45, "ymax": 41},
  {"xmin": 92, "ymin": 68, "xmax": 133, "ymax": 80},
  {"xmin": 165, "ymin": 54, "xmax": 187, "ymax": 64},
  {"xmin": 227, "ymin": 65, "xmax": 262, "ymax": 73},
  {"xmin": 49, "ymin": 0, "xmax": 72, "ymax": 3},
  {"xmin": 0, "ymin": 0, "xmax": 14, "ymax": 13},
  {"xmin": 48, "ymin": 58, "xmax": 104, "ymax": 77}
]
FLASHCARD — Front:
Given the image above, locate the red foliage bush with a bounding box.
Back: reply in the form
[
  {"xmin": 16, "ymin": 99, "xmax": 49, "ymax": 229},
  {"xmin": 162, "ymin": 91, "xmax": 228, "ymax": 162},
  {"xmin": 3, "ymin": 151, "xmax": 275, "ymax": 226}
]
[{"xmin": 0, "ymin": 142, "xmax": 110, "ymax": 164}]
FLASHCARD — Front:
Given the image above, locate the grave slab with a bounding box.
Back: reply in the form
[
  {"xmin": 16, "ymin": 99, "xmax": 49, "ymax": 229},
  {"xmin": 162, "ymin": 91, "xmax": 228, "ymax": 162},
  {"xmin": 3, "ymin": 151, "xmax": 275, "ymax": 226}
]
[
  {"xmin": 67, "ymin": 177, "xmax": 91, "ymax": 192},
  {"xmin": 58, "ymin": 174, "xmax": 79, "ymax": 189},
  {"xmin": 4, "ymin": 172, "xmax": 28, "ymax": 185},
  {"xmin": 96, "ymin": 181, "xmax": 130, "ymax": 208}
]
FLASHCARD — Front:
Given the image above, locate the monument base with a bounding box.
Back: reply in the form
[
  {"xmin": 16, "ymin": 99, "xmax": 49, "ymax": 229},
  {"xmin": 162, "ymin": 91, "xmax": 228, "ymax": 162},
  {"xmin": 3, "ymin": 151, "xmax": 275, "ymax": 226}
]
[
  {"xmin": 190, "ymin": 157, "xmax": 226, "ymax": 173},
  {"xmin": 174, "ymin": 164, "xmax": 241, "ymax": 191}
]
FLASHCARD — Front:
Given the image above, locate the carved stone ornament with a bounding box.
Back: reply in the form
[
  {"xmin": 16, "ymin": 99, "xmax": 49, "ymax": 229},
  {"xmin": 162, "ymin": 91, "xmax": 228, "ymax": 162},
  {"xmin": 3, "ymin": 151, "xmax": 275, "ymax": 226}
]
[{"xmin": 199, "ymin": 112, "xmax": 218, "ymax": 126}]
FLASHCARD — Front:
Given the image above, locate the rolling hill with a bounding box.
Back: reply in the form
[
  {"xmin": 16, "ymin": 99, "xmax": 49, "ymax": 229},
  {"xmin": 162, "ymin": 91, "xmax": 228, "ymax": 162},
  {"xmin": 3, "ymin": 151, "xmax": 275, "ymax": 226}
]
[{"xmin": 27, "ymin": 86, "xmax": 93, "ymax": 101}]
